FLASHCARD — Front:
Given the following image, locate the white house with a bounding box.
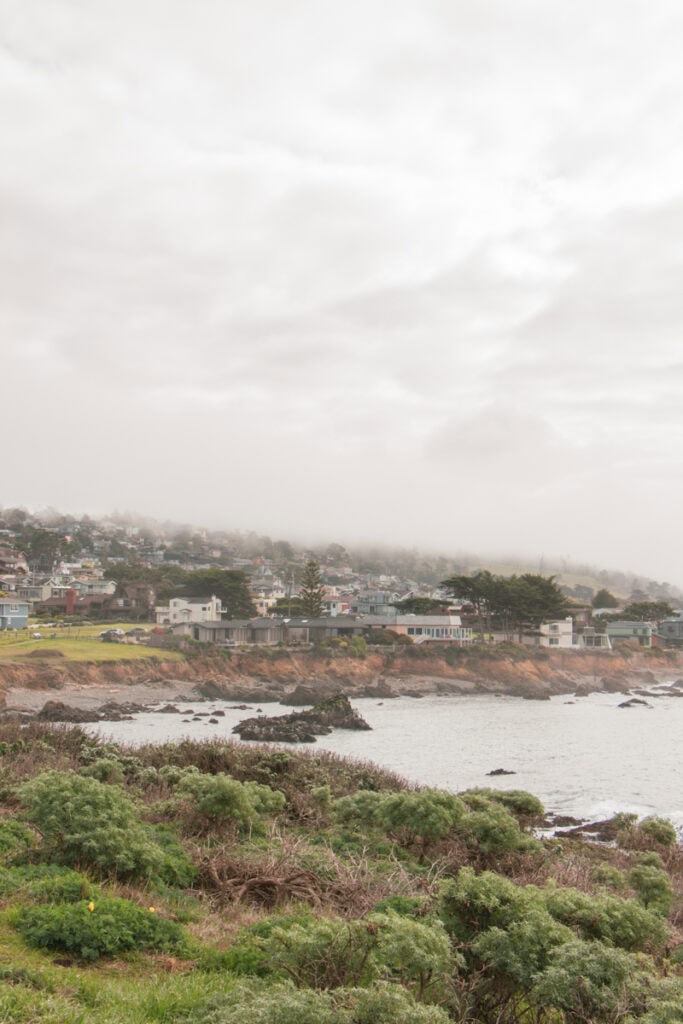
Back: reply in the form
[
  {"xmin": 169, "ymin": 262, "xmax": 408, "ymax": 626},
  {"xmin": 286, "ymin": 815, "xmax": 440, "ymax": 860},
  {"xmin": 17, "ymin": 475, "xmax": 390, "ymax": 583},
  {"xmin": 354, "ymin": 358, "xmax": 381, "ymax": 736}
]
[
  {"xmin": 155, "ymin": 594, "xmax": 222, "ymax": 625},
  {"xmin": 539, "ymin": 617, "xmax": 574, "ymax": 648}
]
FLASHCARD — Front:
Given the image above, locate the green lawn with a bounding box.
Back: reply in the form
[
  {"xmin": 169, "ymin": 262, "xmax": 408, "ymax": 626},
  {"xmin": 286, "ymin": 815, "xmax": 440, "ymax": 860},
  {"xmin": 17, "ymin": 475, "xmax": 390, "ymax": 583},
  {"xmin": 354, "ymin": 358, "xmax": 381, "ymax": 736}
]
[{"xmin": 0, "ymin": 626, "xmax": 183, "ymax": 664}]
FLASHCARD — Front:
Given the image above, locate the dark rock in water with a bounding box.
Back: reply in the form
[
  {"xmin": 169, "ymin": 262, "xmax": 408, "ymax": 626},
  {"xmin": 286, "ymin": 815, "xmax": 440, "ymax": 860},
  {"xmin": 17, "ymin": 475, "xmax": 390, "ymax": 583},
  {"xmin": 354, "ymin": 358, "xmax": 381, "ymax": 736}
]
[
  {"xmin": 211, "ymin": 709, "xmax": 225, "ymax": 717},
  {"xmin": 97, "ymin": 700, "xmax": 148, "ymax": 720},
  {"xmin": 486, "ymin": 768, "xmax": 516, "ymax": 776},
  {"xmin": 547, "ymin": 814, "xmax": 583, "ymax": 829},
  {"xmin": 522, "ymin": 693, "xmax": 551, "ymax": 701},
  {"xmin": 233, "ymin": 693, "xmax": 372, "ymax": 744},
  {"xmin": 35, "ymin": 701, "xmax": 100, "ymax": 723},
  {"xmin": 556, "ymin": 816, "xmax": 625, "ymax": 843},
  {"xmin": 229, "ymin": 705, "xmax": 252, "ymax": 710},
  {"xmin": 209, "ymin": 718, "xmax": 219, "ymax": 724},
  {"xmin": 157, "ymin": 704, "xmax": 181, "ymax": 714},
  {"xmin": 618, "ymin": 697, "xmax": 652, "ymax": 708},
  {"xmin": 403, "ymin": 690, "xmax": 425, "ymax": 699}
]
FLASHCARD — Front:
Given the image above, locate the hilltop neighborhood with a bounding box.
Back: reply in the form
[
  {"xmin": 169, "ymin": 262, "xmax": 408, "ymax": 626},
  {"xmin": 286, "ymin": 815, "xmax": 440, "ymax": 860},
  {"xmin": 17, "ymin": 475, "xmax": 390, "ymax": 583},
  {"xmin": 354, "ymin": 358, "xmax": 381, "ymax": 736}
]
[{"xmin": 1, "ymin": 508, "xmax": 681, "ymax": 652}]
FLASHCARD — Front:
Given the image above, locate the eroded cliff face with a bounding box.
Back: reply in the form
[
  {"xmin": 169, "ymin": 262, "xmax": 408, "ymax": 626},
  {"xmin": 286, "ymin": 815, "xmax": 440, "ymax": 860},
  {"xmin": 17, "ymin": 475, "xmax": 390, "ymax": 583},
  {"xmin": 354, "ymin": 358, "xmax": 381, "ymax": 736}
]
[{"xmin": 0, "ymin": 645, "xmax": 681, "ymax": 703}]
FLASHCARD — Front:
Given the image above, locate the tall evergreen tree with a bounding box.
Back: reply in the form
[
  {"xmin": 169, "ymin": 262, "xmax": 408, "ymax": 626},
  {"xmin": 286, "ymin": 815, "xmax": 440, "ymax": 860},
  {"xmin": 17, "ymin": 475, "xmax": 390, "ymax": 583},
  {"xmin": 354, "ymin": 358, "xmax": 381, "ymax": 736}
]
[{"xmin": 298, "ymin": 559, "xmax": 325, "ymax": 617}]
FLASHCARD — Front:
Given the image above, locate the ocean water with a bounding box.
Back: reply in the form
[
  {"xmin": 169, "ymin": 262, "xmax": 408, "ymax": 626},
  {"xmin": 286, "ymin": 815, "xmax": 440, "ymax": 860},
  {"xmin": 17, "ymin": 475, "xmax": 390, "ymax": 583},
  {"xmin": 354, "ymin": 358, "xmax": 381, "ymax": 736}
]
[{"xmin": 87, "ymin": 690, "xmax": 683, "ymax": 829}]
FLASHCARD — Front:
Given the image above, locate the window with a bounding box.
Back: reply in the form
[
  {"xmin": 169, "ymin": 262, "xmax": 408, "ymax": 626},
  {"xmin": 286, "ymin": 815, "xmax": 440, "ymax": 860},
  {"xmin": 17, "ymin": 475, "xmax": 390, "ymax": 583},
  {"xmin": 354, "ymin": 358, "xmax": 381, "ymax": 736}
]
[{"xmin": 549, "ymin": 637, "xmax": 559, "ymax": 646}]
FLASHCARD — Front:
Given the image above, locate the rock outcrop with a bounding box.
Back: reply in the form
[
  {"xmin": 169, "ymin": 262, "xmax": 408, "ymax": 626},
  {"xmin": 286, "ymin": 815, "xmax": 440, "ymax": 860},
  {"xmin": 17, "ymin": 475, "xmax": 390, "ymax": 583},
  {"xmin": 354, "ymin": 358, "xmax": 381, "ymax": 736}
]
[{"xmin": 233, "ymin": 694, "xmax": 372, "ymax": 744}]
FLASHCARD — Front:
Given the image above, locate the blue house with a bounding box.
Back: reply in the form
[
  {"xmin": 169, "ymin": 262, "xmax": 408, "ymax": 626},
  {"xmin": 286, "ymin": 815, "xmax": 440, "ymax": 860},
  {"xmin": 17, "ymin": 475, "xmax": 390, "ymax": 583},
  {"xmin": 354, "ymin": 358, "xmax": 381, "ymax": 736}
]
[{"xmin": 0, "ymin": 596, "xmax": 29, "ymax": 630}]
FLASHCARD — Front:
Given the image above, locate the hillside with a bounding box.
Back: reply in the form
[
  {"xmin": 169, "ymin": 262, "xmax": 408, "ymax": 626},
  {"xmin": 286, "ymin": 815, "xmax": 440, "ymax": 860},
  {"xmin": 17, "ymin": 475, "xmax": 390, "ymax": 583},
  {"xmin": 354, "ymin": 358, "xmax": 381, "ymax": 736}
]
[{"xmin": 0, "ymin": 718, "xmax": 679, "ymax": 1023}]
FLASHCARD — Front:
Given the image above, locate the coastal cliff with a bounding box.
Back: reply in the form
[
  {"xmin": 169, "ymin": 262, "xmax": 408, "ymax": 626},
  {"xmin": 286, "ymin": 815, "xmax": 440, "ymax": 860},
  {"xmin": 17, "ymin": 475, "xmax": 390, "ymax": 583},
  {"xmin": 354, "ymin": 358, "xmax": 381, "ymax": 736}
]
[{"xmin": 1, "ymin": 644, "xmax": 681, "ymax": 703}]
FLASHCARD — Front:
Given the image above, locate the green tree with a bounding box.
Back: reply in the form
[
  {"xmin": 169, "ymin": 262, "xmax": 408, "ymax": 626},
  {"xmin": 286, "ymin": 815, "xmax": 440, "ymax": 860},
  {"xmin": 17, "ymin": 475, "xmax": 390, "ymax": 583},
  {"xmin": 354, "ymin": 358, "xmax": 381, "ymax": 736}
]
[
  {"xmin": 298, "ymin": 559, "xmax": 325, "ymax": 617},
  {"xmin": 270, "ymin": 596, "xmax": 308, "ymax": 617},
  {"xmin": 621, "ymin": 601, "xmax": 673, "ymax": 622},
  {"xmin": 592, "ymin": 588, "xmax": 620, "ymax": 608},
  {"xmin": 181, "ymin": 568, "xmax": 256, "ymax": 618}
]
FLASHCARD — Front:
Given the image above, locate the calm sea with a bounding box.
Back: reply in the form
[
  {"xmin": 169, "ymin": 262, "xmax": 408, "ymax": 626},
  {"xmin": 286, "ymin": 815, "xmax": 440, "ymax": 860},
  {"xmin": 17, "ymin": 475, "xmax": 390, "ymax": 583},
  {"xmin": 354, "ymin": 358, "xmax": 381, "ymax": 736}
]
[{"xmin": 87, "ymin": 691, "xmax": 683, "ymax": 830}]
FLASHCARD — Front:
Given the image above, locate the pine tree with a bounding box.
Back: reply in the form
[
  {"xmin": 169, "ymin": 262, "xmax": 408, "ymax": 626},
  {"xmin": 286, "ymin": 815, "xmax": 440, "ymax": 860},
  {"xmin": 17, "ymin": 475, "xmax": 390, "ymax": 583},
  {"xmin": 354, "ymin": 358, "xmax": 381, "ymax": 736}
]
[{"xmin": 298, "ymin": 559, "xmax": 325, "ymax": 617}]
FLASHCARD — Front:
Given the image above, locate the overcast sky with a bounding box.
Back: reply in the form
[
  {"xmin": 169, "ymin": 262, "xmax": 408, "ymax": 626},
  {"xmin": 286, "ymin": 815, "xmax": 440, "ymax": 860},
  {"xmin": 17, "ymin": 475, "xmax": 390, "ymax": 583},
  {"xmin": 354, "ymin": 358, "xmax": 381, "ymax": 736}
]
[{"xmin": 3, "ymin": 1, "xmax": 683, "ymax": 583}]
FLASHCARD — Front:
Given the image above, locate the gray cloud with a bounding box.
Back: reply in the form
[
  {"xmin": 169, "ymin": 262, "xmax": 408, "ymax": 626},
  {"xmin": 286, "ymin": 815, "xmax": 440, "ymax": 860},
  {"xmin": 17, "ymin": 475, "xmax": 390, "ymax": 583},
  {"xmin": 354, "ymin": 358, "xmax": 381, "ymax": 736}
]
[{"xmin": 4, "ymin": 0, "xmax": 683, "ymax": 583}]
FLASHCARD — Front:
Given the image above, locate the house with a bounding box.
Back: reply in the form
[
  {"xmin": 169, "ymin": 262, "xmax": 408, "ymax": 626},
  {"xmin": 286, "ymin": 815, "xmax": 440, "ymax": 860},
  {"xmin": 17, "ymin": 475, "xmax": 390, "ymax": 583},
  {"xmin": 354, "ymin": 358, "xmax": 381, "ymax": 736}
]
[
  {"xmin": 184, "ymin": 620, "xmax": 253, "ymax": 644},
  {"xmin": 72, "ymin": 578, "xmax": 117, "ymax": 597},
  {"xmin": 348, "ymin": 590, "xmax": 400, "ymax": 615},
  {"xmin": 0, "ymin": 547, "xmax": 29, "ymax": 575},
  {"xmin": 606, "ymin": 621, "xmax": 653, "ymax": 648},
  {"xmin": 538, "ymin": 617, "xmax": 574, "ymax": 648},
  {"xmin": 286, "ymin": 616, "xmax": 368, "ymax": 644},
  {"xmin": 655, "ymin": 614, "xmax": 683, "ymax": 646},
  {"xmin": 155, "ymin": 595, "xmax": 222, "ymax": 625},
  {"xmin": 322, "ymin": 598, "xmax": 350, "ymax": 617},
  {"xmin": 0, "ymin": 596, "xmax": 30, "ymax": 630},
  {"xmin": 363, "ymin": 614, "xmax": 473, "ymax": 645},
  {"xmin": 577, "ymin": 627, "xmax": 612, "ymax": 650}
]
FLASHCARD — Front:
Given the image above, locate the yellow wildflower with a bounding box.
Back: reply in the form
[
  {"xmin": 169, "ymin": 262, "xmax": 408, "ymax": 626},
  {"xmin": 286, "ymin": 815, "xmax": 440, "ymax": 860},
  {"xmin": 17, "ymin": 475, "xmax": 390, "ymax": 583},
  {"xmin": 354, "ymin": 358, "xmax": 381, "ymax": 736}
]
[
  {"xmin": 87, "ymin": 901, "xmax": 95, "ymax": 912},
  {"xmin": 149, "ymin": 906, "xmax": 155, "ymax": 913}
]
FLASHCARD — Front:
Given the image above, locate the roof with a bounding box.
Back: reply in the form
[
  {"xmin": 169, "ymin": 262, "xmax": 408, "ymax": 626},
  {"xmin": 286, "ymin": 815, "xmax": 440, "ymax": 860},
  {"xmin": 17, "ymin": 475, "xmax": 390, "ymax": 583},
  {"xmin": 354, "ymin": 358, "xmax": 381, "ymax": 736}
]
[
  {"xmin": 195, "ymin": 620, "xmax": 252, "ymax": 630},
  {"xmin": 606, "ymin": 621, "xmax": 653, "ymax": 629},
  {"xmin": 364, "ymin": 614, "xmax": 463, "ymax": 627}
]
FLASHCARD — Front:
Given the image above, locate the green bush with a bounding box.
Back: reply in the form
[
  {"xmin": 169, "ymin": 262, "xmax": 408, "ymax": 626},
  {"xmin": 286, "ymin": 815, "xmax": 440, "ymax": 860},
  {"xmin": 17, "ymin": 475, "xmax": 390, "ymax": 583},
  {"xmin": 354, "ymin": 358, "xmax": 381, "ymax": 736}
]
[
  {"xmin": 0, "ymin": 864, "xmax": 94, "ymax": 903},
  {"xmin": 439, "ymin": 868, "xmax": 537, "ymax": 942},
  {"xmin": 19, "ymin": 770, "xmax": 165, "ymax": 881},
  {"xmin": 334, "ymin": 790, "xmax": 386, "ymax": 827},
  {"xmin": 472, "ymin": 907, "xmax": 573, "ymax": 987},
  {"xmin": 0, "ymin": 818, "xmax": 35, "ymax": 863},
  {"xmin": 618, "ymin": 815, "xmax": 678, "ymax": 851},
  {"xmin": 628, "ymin": 865, "xmax": 674, "ymax": 916},
  {"xmin": 377, "ymin": 790, "xmax": 465, "ymax": 845},
  {"xmin": 638, "ymin": 816, "xmax": 678, "ymax": 848},
  {"xmin": 460, "ymin": 788, "xmax": 544, "ymax": 818},
  {"xmin": 543, "ymin": 883, "xmax": 668, "ymax": 951},
  {"xmin": 374, "ymin": 895, "xmax": 426, "ymax": 917},
  {"xmin": 257, "ymin": 912, "xmax": 455, "ymax": 997},
  {"xmin": 459, "ymin": 802, "xmax": 538, "ymax": 854},
  {"xmin": 487, "ymin": 789, "xmax": 544, "ymax": 818},
  {"xmin": 187, "ymin": 979, "xmax": 451, "ymax": 1024},
  {"xmin": 80, "ymin": 758, "xmax": 125, "ymax": 784},
  {"xmin": 369, "ymin": 912, "xmax": 457, "ymax": 999},
  {"xmin": 259, "ymin": 916, "xmax": 375, "ymax": 989},
  {"xmin": 531, "ymin": 939, "xmax": 650, "ymax": 1020},
  {"xmin": 14, "ymin": 897, "xmax": 188, "ymax": 962},
  {"xmin": 148, "ymin": 824, "xmax": 196, "ymax": 888},
  {"xmin": 335, "ymin": 789, "xmax": 465, "ymax": 856},
  {"xmin": 593, "ymin": 863, "xmax": 626, "ymax": 891},
  {"xmin": 177, "ymin": 772, "xmax": 285, "ymax": 827}
]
